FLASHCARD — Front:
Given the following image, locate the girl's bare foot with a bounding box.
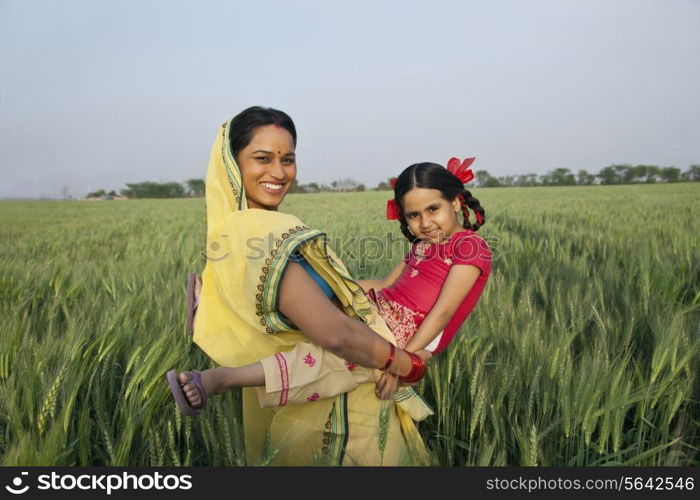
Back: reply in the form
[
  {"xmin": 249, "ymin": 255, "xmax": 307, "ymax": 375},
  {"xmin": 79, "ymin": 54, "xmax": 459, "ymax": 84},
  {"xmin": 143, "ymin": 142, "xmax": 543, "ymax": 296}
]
[{"xmin": 177, "ymin": 368, "xmax": 228, "ymax": 408}]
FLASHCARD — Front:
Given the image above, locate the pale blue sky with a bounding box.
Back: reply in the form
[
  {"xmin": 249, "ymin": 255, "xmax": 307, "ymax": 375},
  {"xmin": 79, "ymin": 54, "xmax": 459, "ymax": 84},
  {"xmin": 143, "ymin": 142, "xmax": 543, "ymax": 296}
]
[{"xmin": 1, "ymin": 0, "xmax": 698, "ymax": 198}]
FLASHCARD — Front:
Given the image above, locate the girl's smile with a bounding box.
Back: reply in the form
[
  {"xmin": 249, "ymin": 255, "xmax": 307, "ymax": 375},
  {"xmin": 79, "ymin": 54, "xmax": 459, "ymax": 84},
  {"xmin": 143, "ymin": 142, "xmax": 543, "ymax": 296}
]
[{"xmin": 401, "ymin": 187, "xmax": 463, "ymax": 243}]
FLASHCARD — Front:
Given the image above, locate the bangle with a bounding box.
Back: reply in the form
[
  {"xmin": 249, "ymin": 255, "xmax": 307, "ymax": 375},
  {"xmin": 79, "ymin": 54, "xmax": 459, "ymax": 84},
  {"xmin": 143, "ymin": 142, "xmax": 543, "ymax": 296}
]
[
  {"xmin": 380, "ymin": 343, "xmax": 395, "ymax": 371},
  {"xmin": 398, "ymin": 352, "xmax": 426, "ymax": 384}
]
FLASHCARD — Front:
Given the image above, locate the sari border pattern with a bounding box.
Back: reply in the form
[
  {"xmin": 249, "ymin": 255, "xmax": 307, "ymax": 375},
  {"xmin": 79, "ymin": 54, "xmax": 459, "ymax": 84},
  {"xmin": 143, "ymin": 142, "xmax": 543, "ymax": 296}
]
[
  {"xmin": 322, "ymin": 394, "xmax": 348, "ymax": 464},
  {"xmin": 255, "ymin": 226, "xmax": 319, "ymax": 333},
  {"xmin": 221, "ymin": 119, "xmax": 245, "ymax": 210}
]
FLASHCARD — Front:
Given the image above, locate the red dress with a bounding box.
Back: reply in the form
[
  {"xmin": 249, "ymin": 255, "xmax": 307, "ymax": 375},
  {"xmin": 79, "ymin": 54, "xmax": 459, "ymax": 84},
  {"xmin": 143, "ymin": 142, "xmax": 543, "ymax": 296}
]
[{"xmin": 370, "ymin": 230, "xmax": 491, "ymax": 354}]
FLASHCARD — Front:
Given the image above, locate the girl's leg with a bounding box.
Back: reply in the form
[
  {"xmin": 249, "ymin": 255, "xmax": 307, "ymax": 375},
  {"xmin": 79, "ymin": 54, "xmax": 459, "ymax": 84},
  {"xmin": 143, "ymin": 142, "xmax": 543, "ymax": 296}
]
[
  {"xmin": 177, "ymin": 362, "xmax": 265, "ymax": 408},
  {"xmin": 177, "ymin": 345, "xmax": 376, "ymax": 409}
]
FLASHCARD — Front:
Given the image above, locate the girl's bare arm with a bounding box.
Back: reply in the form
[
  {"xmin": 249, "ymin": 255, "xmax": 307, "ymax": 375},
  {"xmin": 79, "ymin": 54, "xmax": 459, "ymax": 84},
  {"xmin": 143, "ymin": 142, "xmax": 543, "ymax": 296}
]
[{"xmin": 403, "ymin": 264, "xmax": 482, "ymax": 353}]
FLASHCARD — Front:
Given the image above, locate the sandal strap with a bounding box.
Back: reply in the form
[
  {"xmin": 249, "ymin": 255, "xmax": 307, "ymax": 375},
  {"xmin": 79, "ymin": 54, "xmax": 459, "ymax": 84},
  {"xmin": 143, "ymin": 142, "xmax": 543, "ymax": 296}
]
[{"xmin": 191, "ymin": 370, "xmax": 207, "ymax": 408}]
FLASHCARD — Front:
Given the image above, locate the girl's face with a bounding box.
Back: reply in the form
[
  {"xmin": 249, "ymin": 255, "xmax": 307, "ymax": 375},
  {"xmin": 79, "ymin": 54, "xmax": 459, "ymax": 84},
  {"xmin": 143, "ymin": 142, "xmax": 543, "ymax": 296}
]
[
  {"xmin": 401, "ymin": 187, "xmax": 463, "ymax": 243},
  {"xmin": 237, "ymin": 124, "xmax": 297, "ymax": 210}
]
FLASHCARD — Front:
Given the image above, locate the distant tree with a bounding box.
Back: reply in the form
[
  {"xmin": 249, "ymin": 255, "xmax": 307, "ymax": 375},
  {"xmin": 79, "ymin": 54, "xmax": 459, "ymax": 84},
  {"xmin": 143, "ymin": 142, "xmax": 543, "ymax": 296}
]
[
  {"xmin": 659, "ymin": 167, "xmax": 681, "ymax": 183},
  {"xmin": 683, "ymin": 164, "xmax": 700, "ymax": 181},
  {"xmin": 87, "ymin": 189, "xmax": 107, "ymax": 198},
  {"xmin": 307, "ymin": 182, "xmax": 321, "ymax": 193},
  {"xmin": 122, "ymin": 181, "xmax": 185, "ymax": 198},
  {"xmin": 185, "ymin": 178, "xmax": 205, "ymax": 197},
  {"xmin": 482, "ymin": 176, "xmax": 502, "ymax": 188},
  {"xmin": 375, "ymin": 180, "xmax": 392, "ymax": 191},
  {"xmin": 613, "ymin": 164, "xmax": 632, "ymax": 184},
  {"xmin": 516, "ymin": 173, "xmax": 538, "ymax": 187},
  {"xmin": 475, "ymin": 170, "xmax": 491, "ymax": 187},
  {"xmin": 331, "ymin": 178, "xmax": 360, "ymax": 192},
  {"xmin": 108, "ymin": 190, "xmax": 117, "ymax": 196},
  {"xmin": 642, "ymin": 165, "xmax": 660, "ymax": 183},
  {"xmin": 623, "ymin": 165, "xmax": 641, "ymax": 184},
  {"xmin": 355, "ymin": 183, "xmax": 366, "ymax": 192},
  {"xmin": 549, "ymin": 168, "xmax": 576, "ymax": 186},
  {"xmin": 289, "ymin": 180, "xmax": 305, "ymax": 193},
  {"xmin": 597, "ymin": 166, "xmax": 620, "ymax": 185},
  {"xmin": 476, "ymin": 170, "xmax": 502, "ymax": 187},
  {"xmin": 577, "ymin": 169, "xmax": 595, "ymax": 185}
]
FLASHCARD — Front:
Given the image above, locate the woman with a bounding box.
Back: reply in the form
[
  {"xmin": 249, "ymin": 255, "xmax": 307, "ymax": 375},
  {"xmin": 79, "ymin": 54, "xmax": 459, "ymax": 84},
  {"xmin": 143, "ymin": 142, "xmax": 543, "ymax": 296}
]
[{"xmin": 191, "ymin": 106, "xmax": 430, "ymax": 465}]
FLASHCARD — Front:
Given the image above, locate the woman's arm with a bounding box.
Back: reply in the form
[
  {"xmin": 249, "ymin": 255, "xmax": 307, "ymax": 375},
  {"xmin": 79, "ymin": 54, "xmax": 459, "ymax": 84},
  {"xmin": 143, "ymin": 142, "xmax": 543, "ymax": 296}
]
[
  {"xmin": 403, "ymin": 264, "xmax": 482, "ymax": 353},
  {"xmin": 278, "ymin": 261, "xmax": 418, "ymax": 375},
  {"xmin": 356, "ymin": 261, "xmax": 406, "ymax": 293}
]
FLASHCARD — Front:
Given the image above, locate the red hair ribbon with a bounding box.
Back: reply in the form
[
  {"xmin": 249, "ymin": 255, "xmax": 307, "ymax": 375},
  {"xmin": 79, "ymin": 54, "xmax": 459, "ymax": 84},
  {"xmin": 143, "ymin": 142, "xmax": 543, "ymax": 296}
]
[
  {"xmin": 446, "ymin": 157, "xmax": 476, "ymax": 184},
  {"xmin": 385, "ymin": 177, "xmax": 400, "ymax": 220},
  {"xmin": 386, "ymin": 199, "xmax": 400, "ymax": 220}
]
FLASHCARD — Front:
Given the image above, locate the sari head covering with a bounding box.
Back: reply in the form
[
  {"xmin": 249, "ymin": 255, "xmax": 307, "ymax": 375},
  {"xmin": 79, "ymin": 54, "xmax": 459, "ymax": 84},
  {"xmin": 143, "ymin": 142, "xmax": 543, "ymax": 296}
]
[{"xmin": 194, "ymin": 117, "xmax": 430, "ymax": 465}]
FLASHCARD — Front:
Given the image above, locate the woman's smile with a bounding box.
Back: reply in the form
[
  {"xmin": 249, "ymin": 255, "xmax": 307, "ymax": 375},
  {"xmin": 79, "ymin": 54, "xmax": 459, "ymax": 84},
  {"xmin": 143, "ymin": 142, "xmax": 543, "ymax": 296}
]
[{"xmin": 260, "ymin": 181, "xmax": 285, "ymax": 194}]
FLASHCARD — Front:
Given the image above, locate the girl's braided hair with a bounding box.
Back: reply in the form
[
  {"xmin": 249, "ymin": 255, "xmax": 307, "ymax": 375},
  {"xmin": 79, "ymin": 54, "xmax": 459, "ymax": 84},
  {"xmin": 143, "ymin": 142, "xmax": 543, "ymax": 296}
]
[{"xmin": 393, "ymin": 162, "xmax": 486, "ymax": 243}]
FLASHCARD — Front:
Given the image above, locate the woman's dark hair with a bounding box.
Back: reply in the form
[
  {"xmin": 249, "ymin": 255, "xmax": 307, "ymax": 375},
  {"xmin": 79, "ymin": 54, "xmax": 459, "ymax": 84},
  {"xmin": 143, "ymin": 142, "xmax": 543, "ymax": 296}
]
[
  {"xmin": 394, "ymin": 162, "xmax": 486, "ymax": 243},
  {"xmin": 228, "ymin": 106, "xmax": 297, "ymax": 159}
]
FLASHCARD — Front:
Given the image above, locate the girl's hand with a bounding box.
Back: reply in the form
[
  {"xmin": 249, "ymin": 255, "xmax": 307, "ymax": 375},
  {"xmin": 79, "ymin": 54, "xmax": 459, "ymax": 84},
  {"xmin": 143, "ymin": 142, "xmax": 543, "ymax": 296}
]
[{"xmin": 375, "ymin": 371, "xmax": 400, "ymax": 400}]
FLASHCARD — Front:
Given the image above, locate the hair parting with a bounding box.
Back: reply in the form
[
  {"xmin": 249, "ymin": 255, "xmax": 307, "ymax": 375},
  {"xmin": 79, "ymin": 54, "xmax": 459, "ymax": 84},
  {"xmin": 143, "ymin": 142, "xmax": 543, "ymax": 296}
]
[{"xmin": 228, "ymin": 106, "xmax": 297, "ymax": 160}]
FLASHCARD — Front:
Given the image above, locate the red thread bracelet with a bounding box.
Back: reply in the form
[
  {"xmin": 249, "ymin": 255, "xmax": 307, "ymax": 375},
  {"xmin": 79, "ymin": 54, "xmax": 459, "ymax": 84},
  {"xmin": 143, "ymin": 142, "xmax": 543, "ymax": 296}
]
[{"xmin": 381, "ymin": 343, "xmax": 395, "ymax": 371}]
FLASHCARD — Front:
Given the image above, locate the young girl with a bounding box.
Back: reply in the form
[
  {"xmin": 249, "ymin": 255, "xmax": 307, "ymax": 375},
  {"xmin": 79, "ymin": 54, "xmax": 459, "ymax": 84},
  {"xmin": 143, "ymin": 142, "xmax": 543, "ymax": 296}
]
[{"xmin": 168, "ymin": 158, "xmax": 490, "ymax": 415}]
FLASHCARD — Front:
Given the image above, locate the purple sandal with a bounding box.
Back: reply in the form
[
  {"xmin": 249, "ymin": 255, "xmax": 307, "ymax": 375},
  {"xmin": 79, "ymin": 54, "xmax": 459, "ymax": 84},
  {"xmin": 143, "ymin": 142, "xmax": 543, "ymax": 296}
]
[
  {"xmin": 166, "ymin": 369, "xmax": 208, "ymax": 417},
  {"xmin": 185, "ymin": 273, "xmax": 199, "ymax": 334}
]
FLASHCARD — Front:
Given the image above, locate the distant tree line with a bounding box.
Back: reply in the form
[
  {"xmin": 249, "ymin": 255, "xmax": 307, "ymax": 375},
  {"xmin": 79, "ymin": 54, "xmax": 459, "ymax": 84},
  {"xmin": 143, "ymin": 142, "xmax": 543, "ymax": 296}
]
[
  {"xmin": 86, "ymin": 164, "xmax": 699, "ymax": 199},
  {"xmin": 290, "ymin": 177, "xmax": 367, "ymax": 193},
  {"xmin": 470, "ymin": 164, "xmax": 700, "ymax": 188},
  {"xmin": 87, "ymin": 179, "xmax": 205, "ymax": 199}
]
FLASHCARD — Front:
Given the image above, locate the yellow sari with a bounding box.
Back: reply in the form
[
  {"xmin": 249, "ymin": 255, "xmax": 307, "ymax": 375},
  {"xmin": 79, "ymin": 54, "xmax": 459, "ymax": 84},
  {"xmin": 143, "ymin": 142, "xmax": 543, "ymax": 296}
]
[{"xmin": 193, "ymin": 118, "xmax": 430, "ymax": 465}]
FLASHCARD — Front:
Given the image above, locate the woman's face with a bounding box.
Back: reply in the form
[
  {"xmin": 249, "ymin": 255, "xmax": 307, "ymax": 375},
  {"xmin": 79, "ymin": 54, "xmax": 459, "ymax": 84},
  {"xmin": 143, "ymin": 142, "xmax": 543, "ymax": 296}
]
[{"xmin": 237, "ymin": 124, "xmax": 297, "ymax": 210}]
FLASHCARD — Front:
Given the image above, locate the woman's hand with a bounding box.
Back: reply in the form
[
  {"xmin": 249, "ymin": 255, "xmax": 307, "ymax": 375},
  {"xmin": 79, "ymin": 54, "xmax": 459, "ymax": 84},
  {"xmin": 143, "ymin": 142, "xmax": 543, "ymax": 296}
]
[
  {"xmin": 375, "ymin": 349, "xmax": 432, "ymax": 398},
  {"xmin": 375, "ymin": 371, "xmax": 400, "ymax": 400}
]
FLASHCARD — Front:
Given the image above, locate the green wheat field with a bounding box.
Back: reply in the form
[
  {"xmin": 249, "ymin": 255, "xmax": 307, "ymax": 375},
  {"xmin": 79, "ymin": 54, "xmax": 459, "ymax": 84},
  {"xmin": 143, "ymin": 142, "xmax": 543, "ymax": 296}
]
[{"xmin": 1, "ymin": 183, "xmax": 698, "ymax": 466}]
